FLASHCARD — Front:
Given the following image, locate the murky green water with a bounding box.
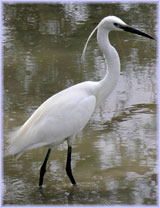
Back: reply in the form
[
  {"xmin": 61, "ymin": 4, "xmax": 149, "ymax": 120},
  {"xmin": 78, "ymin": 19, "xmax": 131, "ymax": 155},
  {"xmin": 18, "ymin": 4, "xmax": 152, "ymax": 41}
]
[{"xmin": 3, "ymin": 3, "xmax": 157, "ymax": 205}]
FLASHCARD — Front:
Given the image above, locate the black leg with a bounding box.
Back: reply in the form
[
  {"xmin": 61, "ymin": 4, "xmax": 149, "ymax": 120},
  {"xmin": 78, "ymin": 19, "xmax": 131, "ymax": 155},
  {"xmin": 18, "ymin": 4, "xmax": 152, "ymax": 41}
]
[
  {"xmin": 39, "ymin": 148, "xmax": 51, "ymax": 187},
  {"xmin": 66, "ymin": 146, "xmax": 77, "ymax": 186}
]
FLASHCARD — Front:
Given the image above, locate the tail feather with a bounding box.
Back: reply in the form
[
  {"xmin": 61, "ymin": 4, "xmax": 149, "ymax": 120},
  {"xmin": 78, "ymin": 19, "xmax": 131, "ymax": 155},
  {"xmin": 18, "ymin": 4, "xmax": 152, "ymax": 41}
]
[
  {"xmin": 5, "ymin": 125, "xmax": 30, "ymax": 158},
  {"xmin": 5, "ymin": 134, "xmax": 24, "ymax": 159},
  {"xmin": 5, "ymin": 146, "xmax": 23, "ymax": 159},
  {"xmin": 6, "ymin": 142, "xmax": 23, "ymax": 158},
  {"xmin": 5, "ymin": 125, "xmax": 48, "ymax": 159}
]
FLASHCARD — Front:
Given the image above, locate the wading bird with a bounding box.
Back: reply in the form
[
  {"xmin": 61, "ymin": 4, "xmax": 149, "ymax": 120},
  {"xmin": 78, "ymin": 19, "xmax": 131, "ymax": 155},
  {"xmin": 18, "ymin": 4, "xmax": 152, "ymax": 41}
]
[{"xmin": 6, "ymin": 16, "xmax": 154, "ymax": 187}]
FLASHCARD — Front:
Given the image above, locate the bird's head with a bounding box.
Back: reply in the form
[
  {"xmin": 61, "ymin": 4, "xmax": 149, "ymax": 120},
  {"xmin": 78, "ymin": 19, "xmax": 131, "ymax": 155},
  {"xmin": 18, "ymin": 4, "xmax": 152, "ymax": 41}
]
[
  {"xmin": 99, "ymin": 16, "xmax": 126, "ymax": 31},
  {"xmin": 99, "ymin": 15, "xmax": 154, "ymax": 39},
  {"xmin": 81, "ymin": 15, "xmax": 154, "ymax": 60}
]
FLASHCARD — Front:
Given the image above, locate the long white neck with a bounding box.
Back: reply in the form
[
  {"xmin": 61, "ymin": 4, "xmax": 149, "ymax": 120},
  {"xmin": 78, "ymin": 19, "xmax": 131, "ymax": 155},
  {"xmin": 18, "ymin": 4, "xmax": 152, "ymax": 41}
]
[{"xmin": 95, "ymin": 26, "xmax": 120, "ymax": 105}]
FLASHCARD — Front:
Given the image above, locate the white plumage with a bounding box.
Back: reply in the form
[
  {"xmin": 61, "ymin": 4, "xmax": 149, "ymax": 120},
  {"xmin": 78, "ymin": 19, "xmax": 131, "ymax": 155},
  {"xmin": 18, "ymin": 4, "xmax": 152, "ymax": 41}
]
[
  {"xmin": 6, "ymin": 16, "xmax": 153, "ymax": 186},
  {"xmin": 8, "ymin": 82, "xmax": 97, "ymax": 158}
]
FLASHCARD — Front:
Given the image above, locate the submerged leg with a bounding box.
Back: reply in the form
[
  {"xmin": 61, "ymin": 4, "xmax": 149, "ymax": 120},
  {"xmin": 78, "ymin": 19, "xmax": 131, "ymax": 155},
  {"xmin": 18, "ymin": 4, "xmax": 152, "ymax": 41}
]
[
  {"xmin": 66, "ymin": 146, "xmax": 77, "ymax": 186},
  {"xmin": 39, "ymin": 148, "xmax": 51, "ymax": 187}
]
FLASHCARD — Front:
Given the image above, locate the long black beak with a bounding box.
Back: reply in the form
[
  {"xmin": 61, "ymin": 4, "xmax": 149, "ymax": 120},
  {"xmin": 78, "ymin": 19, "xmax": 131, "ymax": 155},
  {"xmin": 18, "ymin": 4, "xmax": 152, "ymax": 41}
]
[{"xmin": 121, "ymin": 25, "xmax": 154, "ymax": 40}]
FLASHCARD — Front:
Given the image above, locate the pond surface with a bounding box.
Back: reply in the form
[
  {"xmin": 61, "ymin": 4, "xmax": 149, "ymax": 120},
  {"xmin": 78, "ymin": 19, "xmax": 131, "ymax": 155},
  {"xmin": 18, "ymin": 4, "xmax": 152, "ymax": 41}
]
[{"xmin": 3, "ymin": 2, "xmax": 157, "ymax": 205}]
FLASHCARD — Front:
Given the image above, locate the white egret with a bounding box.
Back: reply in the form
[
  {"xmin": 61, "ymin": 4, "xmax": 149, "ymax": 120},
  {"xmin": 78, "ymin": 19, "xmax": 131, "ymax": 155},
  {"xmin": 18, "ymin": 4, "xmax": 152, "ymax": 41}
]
[{"xmin": 6, "ymin": 16, "xmax": 154, "ymax": 187}]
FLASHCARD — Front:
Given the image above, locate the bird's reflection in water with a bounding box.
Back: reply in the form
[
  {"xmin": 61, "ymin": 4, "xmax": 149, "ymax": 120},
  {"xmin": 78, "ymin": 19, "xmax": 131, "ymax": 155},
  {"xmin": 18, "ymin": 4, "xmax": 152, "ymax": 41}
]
[
  {"xmin": 67, "ymin": 185, "xmax": 79, "ymax": 204},
  {"xmin": 37, "ymin": 184, "xmax": 113, "ymax": 205},
  {"xmin": 37, "ymin": 185, "xmax": 79, "ymax": 204}
]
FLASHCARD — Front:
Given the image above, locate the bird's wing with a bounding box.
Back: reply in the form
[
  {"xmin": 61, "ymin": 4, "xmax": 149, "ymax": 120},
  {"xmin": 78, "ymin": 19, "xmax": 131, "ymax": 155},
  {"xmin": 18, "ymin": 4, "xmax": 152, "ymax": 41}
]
[{"xmin": 7, "ymin": 87, "xmax": 96, "ymax": 157}]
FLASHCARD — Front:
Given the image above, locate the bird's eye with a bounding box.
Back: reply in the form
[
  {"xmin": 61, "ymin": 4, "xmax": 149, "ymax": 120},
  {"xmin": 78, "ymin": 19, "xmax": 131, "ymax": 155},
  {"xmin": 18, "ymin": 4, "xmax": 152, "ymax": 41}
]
[{"xmin": 114, "ymin": 23, "xmax": 121, "ymax": 28}]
